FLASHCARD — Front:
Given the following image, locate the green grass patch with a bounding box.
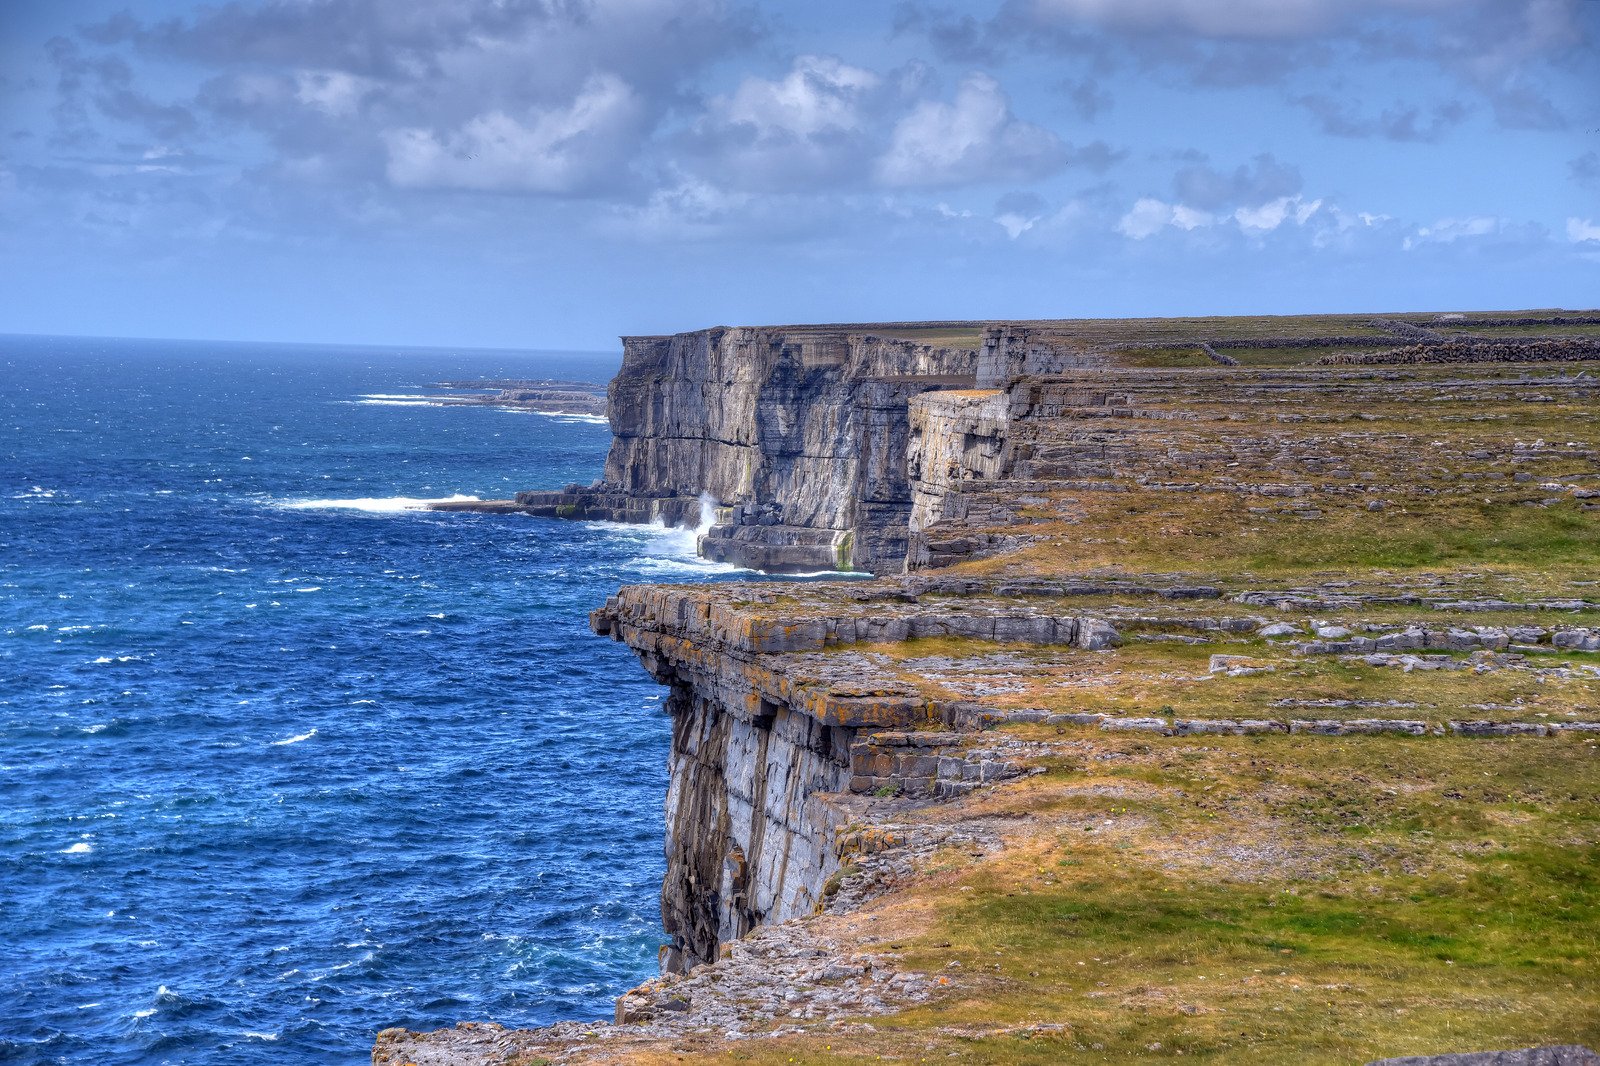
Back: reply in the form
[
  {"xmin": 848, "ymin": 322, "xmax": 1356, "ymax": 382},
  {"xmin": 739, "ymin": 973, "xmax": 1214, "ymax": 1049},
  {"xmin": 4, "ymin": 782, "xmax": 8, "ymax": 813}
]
[
  {"xmin": 1112, "ymin": 347, "xmax": 1216, "ymax": 368},
  {"xmin": 878, "ymin": 737, "xmax": 1600, "ymax": 1064}
]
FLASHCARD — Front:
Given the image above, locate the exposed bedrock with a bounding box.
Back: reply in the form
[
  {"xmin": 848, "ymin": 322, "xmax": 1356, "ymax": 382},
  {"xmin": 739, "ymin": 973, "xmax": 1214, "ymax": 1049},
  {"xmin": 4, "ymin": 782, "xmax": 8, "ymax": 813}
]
[
  {"xmin": 659, "ymin": 686, "xmax": 853, "ymax": 973},
  {"xmin": 517, "ymin": 326, "xmax": 978, "ymax": 574},
  {"xmin": 591, "ymin": 580, "xmax": 1123, "ymax": 971}
]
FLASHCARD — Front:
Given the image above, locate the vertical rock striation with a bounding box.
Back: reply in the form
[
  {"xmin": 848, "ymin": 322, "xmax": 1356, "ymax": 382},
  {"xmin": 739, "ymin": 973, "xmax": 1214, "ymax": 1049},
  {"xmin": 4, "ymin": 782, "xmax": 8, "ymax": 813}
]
[
  {"xmin": 659, "ymin": 686, "xmax": 853, "ymax": 972},
  {"xmin": 515, "ymin": 326, "xmax": 979, "ymax": 573},
  {"xmin": 591, "ymin": 582, "xmax": 1126, "ymax": 972}
]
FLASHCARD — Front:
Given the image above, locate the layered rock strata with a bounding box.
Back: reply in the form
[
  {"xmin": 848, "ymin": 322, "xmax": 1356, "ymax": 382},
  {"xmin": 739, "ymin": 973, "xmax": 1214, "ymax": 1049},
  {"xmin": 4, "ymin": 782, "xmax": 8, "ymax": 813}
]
[
  {"xmin": 589, "ymin": 582, "xmax": 1121, "ymax": 971},
  {"xmin": 513, "ymin": 327, "xmax": 977, "ymax": 573},
  {"xmin": 385, "ymin": 314, "xmax": 1600, "ymax": 1065}
]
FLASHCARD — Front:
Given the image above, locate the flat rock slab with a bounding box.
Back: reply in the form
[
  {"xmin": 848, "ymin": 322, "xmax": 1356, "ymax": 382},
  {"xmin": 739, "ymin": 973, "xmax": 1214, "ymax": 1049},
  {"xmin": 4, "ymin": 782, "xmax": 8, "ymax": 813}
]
[{"xmin": 1366, "ymin": 1046, "xmax": 1599, "ymax": 1066}]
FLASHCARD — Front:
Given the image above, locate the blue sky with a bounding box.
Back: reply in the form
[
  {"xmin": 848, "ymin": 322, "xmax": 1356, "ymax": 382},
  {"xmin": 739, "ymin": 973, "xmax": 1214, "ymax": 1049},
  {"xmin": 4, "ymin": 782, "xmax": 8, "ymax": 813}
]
[{"xmin": 1, "ymin": 0, "xmax": 1596, "ymax": 349}]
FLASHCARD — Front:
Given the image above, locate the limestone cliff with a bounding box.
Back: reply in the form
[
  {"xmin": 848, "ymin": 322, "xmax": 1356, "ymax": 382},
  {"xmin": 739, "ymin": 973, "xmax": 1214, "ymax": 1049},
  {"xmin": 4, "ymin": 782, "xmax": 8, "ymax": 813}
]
[
  {"xmin": 589, "ymin": 580, "xmax": 1122, "ymax": 971},
  {"xmin": 512, "ymin": 325, "xmax": 978, "ymax": 573},
  {"xmin": 384, "ymin": 311, "xmax": 1600, "ymax": 1066}
]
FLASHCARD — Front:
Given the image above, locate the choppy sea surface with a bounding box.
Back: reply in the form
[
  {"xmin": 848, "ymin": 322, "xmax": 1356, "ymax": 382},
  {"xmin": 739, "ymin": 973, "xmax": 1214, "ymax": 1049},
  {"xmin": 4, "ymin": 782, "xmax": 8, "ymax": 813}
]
[{"xmin": 0, "ymin": 334, "xmax": 748, "ymax": 1065}]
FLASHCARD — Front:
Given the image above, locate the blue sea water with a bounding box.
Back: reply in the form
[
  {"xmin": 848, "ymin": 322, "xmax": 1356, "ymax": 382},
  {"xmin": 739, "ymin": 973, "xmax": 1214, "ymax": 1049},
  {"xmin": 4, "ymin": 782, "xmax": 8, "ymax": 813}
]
[{"xmin": 0, "ymin": 335, "xmax": 746, "ymax": 1065}]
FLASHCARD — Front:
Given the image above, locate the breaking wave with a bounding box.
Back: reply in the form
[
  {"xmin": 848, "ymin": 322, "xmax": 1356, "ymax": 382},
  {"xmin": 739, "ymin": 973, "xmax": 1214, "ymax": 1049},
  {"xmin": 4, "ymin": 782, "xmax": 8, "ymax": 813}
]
[{"xmin": 277, "ymin": 494, "xmax": 481, "ymax": 513}]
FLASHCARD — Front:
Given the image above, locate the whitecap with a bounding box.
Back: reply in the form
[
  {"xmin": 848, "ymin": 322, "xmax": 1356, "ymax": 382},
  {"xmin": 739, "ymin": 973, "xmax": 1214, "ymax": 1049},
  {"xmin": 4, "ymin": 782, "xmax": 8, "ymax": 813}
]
[
  {"xmin": 427, "ymin": 613, "xmax": 445, "ymax": 620},
  {"xmin": 61, "ymin": 842, "xmax": 92, "ymax": 854},
  {"xmin": 26, "ymin": 624, "xmax": 49, "ymax": 632},
  {"xmin": 277, "ymin": 494, "xmax": 481, "ymax": 513},
  {"xmin": 132, "ymin": 1008, "xmax": 156, "ymax": 1019},
  {"xmin": 294, "ymin": 587, "xmax": 322, "ymax": 593},
  {"xmin": 83, "ymin": 724, "xmax": 109, "ymax": 734},
  {"xmin": 353, "ymin": 398, "xmax": 441, "ymax": 407},
  {"xmin": 243, "ymin": 1032, "xmax": 279, "ymax": 1041},
  {"xmin": 270, "ymin": 728, "xmax": 316, "ymax": 747},
  {"xmin": 631, "ymin": 557, "xmax": 747, "ymax": 577},
  {"xmin": 76, "ymin": 1003, "xmax": 101, "ymax": 1010},
  {"xmin": 358, "ymin": 393, "xmax": 427, "ymax": 400}
]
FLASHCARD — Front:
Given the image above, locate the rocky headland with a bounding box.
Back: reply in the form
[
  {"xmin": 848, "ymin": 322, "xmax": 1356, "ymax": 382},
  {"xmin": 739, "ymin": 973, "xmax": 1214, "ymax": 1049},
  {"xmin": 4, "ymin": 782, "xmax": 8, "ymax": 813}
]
[{"xmin": 386, "ymin": 311, "xmax": 1600, "ymax": 1065}]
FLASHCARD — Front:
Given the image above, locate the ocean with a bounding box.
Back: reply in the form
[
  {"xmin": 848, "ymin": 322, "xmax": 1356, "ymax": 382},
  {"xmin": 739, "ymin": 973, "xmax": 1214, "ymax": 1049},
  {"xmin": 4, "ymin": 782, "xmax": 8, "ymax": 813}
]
[{"xmin": 0, "ymin": 334, "xmax": 744, "ymax": 1064}]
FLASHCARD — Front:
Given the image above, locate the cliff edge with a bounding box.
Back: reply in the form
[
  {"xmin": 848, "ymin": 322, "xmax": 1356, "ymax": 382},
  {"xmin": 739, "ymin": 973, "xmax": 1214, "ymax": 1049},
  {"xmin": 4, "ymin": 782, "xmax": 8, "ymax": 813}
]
[{"xmin": 388, "ymin": 311, "xmax": 1600, "ymax": 1065}]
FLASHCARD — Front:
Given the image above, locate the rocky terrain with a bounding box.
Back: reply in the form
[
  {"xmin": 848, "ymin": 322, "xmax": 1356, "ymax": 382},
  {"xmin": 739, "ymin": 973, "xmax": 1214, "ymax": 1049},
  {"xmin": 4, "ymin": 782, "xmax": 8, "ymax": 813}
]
[
  {"xmin": 388, "ymin": 311, "xmax": 1599, "ymax": 1064},
  {"xmin": 417, "ymin": 379, "xmax": 609, "ymax": 417}
]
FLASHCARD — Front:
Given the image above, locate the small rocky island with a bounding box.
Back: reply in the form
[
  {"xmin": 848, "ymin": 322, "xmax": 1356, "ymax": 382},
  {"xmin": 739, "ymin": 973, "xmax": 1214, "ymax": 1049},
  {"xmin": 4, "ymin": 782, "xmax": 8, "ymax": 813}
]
[
  {"xmin": 384, "ymin": 311, "xmax": 1600, "ymax": 1065},
  {"xmin": 417, "ymin": 379, "xmax": 608, "ymax": 417}
]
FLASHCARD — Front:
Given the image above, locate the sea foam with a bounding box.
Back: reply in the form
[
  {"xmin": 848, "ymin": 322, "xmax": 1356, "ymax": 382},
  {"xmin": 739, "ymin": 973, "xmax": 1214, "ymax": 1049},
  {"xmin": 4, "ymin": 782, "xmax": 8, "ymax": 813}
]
[{"xmin": 278, "ymin": 494, "xmax": 481, "ymax": 513}]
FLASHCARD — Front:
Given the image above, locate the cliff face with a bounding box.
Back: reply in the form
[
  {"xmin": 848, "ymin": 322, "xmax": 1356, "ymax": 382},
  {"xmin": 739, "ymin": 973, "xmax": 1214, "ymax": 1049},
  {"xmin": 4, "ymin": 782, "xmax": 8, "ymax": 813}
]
[
  {"xmin": 384, "ymin": 313, "xmax": 1600, "ymax": 1066},
  {"xmin": 659, "ymin": 687, "xmax": 851, "ymax": 972},
  {"xmin": 517, "ymin": 326, "xmax": 977, "ymax": 573},
  {"xmin": 589, "ymin": 580, "xmax": 1124, "ymax": 971}
]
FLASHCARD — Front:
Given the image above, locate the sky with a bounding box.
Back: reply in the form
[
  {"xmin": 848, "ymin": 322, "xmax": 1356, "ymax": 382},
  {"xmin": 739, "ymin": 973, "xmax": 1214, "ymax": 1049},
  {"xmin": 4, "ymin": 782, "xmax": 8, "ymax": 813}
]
[{"xmin": 0, "ymin": 0, "xmax": 1596, "ymax": 350}]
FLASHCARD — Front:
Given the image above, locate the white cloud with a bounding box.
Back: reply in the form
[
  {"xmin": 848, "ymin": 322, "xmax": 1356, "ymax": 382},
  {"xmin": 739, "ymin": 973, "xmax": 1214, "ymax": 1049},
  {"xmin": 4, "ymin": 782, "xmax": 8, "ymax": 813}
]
[
  {"xmin": 293, "ymin": 70, "xmax": 373, "ymax": 117},
  {"xmin": 874, "ymin": 73, "xmax": 1066, "ymax": 188},
  {"xmin": 718, "ymin": 55, "xmax": 879, "ymax": 138},
  {"xmin": 1021, "ymin": 0, "xmax": 1474, "ymax": 40},
  {"xmin": 603, "ymin": 178, "xmax": 752, "ymax": 241},
  {"xmin": 684, "ymin": 55, "xmax": 884, "ymax": 190},
  {"xmin": 384, "ymin": 74, "xmax": 644, "ymax": 194},
  {"xmin": 1122, "ymin": 193, "xmax": 1330, "ymax": 239},
  {"xmin": 1567, "ymin": 218, "xmax": 1600, "ymax": 243},
  {"xmin": 1407, "ymin": 215, "xmax": 1500, "ymax": 247},
  {"xmin": 1170, "ymin": 203, "xmax": 1214, "ymax": 230},
  {"xmin": 1116, "ymin": 198, "xmax": 1221, "ymax": 238},
  {"xmin": 691, "ymin": 60, "xmax": 1074, "ymax": 195},
  {"xmin": 995, "ymin": 212, "xmax": 1037, "ymax": 239},
  {"xmin": 1235, "ymin": 195, "xmax": 1323, "ymax": 232},
  {"xmin": 1117, "ymin": 197, "xmax": 1180, "ymax": 238}
]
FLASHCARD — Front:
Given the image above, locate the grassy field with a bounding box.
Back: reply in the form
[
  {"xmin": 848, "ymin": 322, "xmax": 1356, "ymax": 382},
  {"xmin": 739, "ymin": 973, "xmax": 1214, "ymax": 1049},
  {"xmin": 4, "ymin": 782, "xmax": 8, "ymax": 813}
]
[
  {"xmin": 486, "ymin": 330, "xmax": 1600, "ymax": 1066},
  {"xmin": 873, "ymin": 327, "xmax": 989, "ymax": 350},
  {"xmin": 1109, "ymin": 347, "xmax": 1218, "ymax": 368},
  {"xmin": 619, "ymin": 734, "xmax": 1598, "ymax": 1064},
  {"xmin": 1445, "ymin": 324, "xmax": 1600, "ymax": 339},
  {"xmin": 831, "ymin": 312, "xmax": 1600, "ymax": 357},
  {"xmin": 821, "ymin": 633, "xmax": 1600, "ymax": 725},
  {"xmin": 978, "ymin": 494, "xmax": 1600, "ymax": 595}
]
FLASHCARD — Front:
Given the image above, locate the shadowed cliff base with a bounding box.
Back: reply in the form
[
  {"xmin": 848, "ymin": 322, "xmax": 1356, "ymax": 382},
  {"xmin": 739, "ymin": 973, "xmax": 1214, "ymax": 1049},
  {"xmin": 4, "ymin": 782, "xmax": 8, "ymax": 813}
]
[{"xmin": 385, "ymin": 310, "xmax": 1599, "ymax": 1064}]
